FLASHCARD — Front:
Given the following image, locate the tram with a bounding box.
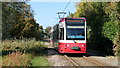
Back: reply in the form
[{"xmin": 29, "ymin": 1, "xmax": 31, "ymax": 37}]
[{"xmin": 50, "ymin": 17, "xmax": 86, "ymax": 53}]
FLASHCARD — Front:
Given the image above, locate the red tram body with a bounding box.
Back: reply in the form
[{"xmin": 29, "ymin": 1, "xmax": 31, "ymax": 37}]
[{"xmin": 50, "ymin": 18, "xmax": 87, "ymax": 53}]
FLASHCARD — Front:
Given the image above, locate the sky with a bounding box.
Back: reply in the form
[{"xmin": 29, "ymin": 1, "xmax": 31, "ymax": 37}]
[{"xmin": 29, "ymin": 2, "xmax": 76, "ymax": 28}]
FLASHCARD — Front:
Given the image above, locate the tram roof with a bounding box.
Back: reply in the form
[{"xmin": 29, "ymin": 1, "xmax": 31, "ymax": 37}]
[{"xmin": 59, "ymin": 17, "xmax": 86, "ymax": 22}]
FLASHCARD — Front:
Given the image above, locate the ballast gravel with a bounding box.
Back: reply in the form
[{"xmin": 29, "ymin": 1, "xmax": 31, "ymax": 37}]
[{"xmin": 48, "ymin": 55, "xmax": 74, "ymax": 66}]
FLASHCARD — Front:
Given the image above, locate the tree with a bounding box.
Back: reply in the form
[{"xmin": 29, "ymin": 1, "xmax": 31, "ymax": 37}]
[
  {"xmin": 2, "ymin": 2, "xmax": 41, "ymax": 40},
  {"xmin": 45, "ymin": 26, "xmax": 52, "ymax": 39},
  {"xmin": 35, "ymin": 25, "xmax": 44, "ymax": 40},
  {"xmin": 102, "ymin": 2, "xmax": 120, "ymax": 55}
]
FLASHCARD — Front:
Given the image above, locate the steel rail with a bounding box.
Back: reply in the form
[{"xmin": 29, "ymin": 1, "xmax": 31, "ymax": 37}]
[
  {"xmin": 64, "ymin": 55, "xmax": 83, "ymax": 68},
  {"xmin": 64, "ymin": 55, "xmax": 105, "ymax": 68},
  {"xmin": 83, "ymin": 56, "xmax": 105, "ymax": 68}
]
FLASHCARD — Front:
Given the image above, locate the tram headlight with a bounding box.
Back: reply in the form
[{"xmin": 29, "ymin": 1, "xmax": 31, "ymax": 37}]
[
  {"xmin": 66, "ymin": 44, "xmax": 70, "ymax": 47},
  {"xmin": 81, "ymin": 44, "xmax": 85, "ymax": 47}
]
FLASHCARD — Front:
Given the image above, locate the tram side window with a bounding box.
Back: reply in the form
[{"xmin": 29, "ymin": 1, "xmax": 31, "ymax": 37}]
[
  {"xmin": 60, "ymin": 28, "xmax": 64, "ymax": 40},
  {"xmin": 53, "ymin": 30, "xmax": 59, "ymax": 41},
  {"xmin": 56, "ymin": 30, "xmax": 59, "ymax": 40}
]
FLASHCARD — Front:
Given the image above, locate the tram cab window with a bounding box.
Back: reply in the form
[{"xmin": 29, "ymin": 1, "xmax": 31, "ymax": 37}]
[{"xmin": 59, "ymin": 28, "xmax": 64, "ymax": 40}]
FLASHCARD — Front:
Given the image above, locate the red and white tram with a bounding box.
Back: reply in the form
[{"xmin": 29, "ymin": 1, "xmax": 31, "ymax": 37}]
[{"xmin": 50, "ymin": 17, "xmax": 86, "ymax": 53}]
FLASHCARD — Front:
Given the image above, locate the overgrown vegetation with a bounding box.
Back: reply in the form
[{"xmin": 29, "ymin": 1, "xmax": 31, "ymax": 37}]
[
  {"xmin": 70, "ymin": 2, "xmax": 120, "ymax": 56},
  {"xmin": 2, "ymin": 39, "xmax": 49, "ymax": 66},
  {"xmin": 1, "ymin": 1, "xmax": 51, "ymax": 67}
]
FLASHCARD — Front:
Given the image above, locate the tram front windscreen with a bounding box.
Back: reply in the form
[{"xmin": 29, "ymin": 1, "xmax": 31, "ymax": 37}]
[{"xmin": 66, "ymin": 19, "xmax": 85, "ymax": 40}]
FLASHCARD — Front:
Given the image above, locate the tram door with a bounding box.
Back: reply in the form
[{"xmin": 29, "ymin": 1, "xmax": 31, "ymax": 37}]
[{"xmin": 59, "ymin": 28, "xmax": 64, "ymax": 40}]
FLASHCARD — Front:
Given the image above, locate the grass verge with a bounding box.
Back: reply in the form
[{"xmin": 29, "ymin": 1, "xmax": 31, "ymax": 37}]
[
  {"xmin": 30, "ymin": 56, "xmax": 49, "ymax": 66},
  {"xmin": 2, "ymin": 39, "xmax": 49, "ymax": 66}
]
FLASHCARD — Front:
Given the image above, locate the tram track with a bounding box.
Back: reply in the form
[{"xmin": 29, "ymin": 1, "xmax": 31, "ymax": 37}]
[
  {"xmin": 64, "ymin": 55, "xmax": 81, "ymax": 67},
  {"xmin": 64, "ymin": 55, "xmax": 105, "ymax": 68},
  {"xmin": 82, "ymin": 56, "xmax": 105, "ymax": 68}
]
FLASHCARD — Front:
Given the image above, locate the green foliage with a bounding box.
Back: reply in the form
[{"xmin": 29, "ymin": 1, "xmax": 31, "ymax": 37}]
[
  {"xmin": 2, "ymin": 38, "xmax": 44, "ymax": 51},
  {"xmin": 102, "ymin": 2, "xmax": 119, "ymax": 42},
  {"xmin": 102, "ymin": 21, "xmax": 119, "ymax": 41},
  {"xmin": 36, "ymin": 26, "xmax": 44, "ymax": 40},
  {"xmin": 44, "ymin": 26, "xmax": 52, "ymax": 39},
  {"xmin": 2, "ymin": 2, "xmax": 44, "ymax": 40},
  {"xmin": 102, "ymin": 2, "xmax": 120, "ymax": 55}
]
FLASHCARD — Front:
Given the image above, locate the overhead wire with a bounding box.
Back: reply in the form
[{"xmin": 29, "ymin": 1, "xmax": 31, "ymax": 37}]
[
  {"xmin": 55, "ymin": 0, "xmax": 71, "ymax": 25},
  {"xmin": 63, "ymin": 0, "xmax": 71, "ymax": 11},
  {"xmin": 62, "ymin": 0, "xmax": 71, "ymax": 18}
]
